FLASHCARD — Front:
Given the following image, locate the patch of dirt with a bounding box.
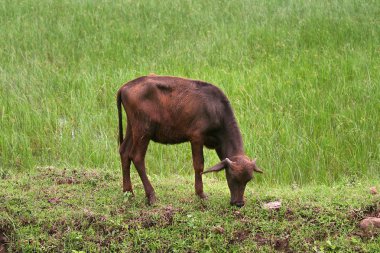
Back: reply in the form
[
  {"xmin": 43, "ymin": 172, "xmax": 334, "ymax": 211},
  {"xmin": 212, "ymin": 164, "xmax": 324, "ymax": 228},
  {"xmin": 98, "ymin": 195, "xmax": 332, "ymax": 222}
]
[
  {"xmin": 273, "ymin": 235, "xmax": 291, "ymax": 252},
  {"xmin": 0, "ymin": 213, "xmax": 16, "ymax": 253},
  {"xmin": 55, "ymin": 177, "xmax": 78, "ymax": 185},
  {"xmin": 349, "ymin": 203, "xmax": 380, "ymax": 238},
  {"xmin": 253, "ymin": 231, "xmax": 292, "ymax": 252},
  {"xmin": 47, "ymin": 224, "xmax": 58, "ymax": 236},
  {"xmin": 229, "ymin": 229, "xmax": 251, "ymax": 244},
  {"xmin": 42, "ymin": 213, "xmax": 124, "ymax": 250},
  {"xmin": 229, "ymin": 210, "xmax": 252, "ymax": 223},
  {"xmin": 127, "ymin": 205, "xmax": 181, "ymax": 229},
  {"xmin": 35, "ymin": 166, "xmax": 102, "ymax": 185},
  {"xmin": 84, "ymin": 208, "xmax": 107, "ymax": 223},
  {"xmin": 0, "ymin": 230, "xmax": 9, "ymax": 253},
  {"xmin": 284, "ymin": 208, "xmax": 295, "ymax": 221},
  {"xmin": 19, "ymin": 215, "xmax": 37, "ymax": 226},
  {"xmin": 162, "ymin": 205, "xmax": 176, "ymax": 225},
  {"xmin": 253, "ymin": 232, "xmax": 270, "ymax": 246},
  {"xmin": 349, "ymin": 203, "xmax": 380, "ymax": 220},
  {"xmin": 44, "ymin": 209, "xmax": 108, "ymax": 237}
]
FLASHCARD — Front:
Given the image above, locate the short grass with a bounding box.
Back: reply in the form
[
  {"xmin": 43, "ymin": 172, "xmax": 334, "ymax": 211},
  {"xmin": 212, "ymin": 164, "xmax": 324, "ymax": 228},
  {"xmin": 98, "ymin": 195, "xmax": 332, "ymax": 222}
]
[
  {"xmin": 1, "ymin": 0, "xmax": 379, "ymax": 185},
  {"xmin": 1, "ymin": 167, "xmax": 379, "ymax": 252}
]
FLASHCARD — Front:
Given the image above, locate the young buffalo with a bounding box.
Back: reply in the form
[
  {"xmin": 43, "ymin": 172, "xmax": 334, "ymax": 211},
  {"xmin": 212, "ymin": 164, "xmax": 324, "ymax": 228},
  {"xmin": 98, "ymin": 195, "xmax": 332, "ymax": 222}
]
[{"xmin": 117, "ymin": 75, "xmax": 262, "ymax": 207}]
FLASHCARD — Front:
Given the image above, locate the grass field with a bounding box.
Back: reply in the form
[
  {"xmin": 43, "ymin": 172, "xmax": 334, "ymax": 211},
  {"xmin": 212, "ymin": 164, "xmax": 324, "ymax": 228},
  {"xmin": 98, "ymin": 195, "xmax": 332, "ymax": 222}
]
[
  {"xmin": 0, "ymin": 0, "xmax": 379, "ymax": 251},
  {"xmin": 1, "ymin": 0, "xmax": 379, "ymax": 184},
  {"xmin": 1, "ymin": 167, "xmax": 379, "ymax": 252}
]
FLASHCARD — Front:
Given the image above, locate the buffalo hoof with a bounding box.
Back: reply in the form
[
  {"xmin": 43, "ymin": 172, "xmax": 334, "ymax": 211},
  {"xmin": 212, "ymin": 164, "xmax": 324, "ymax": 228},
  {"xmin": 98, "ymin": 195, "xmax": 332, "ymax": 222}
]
[
  {"xmin": 197, "ymin": 192, "xmax": 208, "ymax": 199},
  {"xmin": 231, "ymin": 201, "xmax": 245, "ymax": 208},
  {"xmin": 147, "ymin": 194, "xmax": 157, "ymax": 205},
  {"xmin": 123, "ymin": 183, "xmax": 134, "ymax": 192}
]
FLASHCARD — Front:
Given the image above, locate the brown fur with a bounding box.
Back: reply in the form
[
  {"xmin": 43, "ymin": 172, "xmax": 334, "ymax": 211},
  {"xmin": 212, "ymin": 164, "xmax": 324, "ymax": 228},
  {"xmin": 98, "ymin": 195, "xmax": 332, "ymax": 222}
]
[{"xmin": 117, "ymin": 75, "xmax": 262, "ymax": 206}]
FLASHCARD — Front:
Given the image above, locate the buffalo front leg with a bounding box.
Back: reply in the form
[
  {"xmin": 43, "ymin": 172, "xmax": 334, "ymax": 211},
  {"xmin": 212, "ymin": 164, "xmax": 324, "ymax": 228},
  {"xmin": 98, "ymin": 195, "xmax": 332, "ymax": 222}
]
[
  {"xmin": 131, "ymin": 137, "xmax": 156, "ymax": 205},
  {"xmin": 191, "ymin": 142, "xmax": 207, "ymax": 199}
]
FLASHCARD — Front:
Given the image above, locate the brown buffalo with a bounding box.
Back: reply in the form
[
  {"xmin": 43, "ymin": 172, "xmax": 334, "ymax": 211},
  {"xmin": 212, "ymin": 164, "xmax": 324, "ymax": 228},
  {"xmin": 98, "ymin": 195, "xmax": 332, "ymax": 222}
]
[{"xmin": 117, "ymin": 75, "xmax": 262, "ymax": 207}]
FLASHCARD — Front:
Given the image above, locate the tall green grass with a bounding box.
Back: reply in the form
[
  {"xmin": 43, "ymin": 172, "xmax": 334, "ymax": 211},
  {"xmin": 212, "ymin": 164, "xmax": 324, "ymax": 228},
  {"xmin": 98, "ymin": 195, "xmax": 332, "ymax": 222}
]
[{"xmin": 1, "ymin": 0, "xmax": 379, "ymax": 184}]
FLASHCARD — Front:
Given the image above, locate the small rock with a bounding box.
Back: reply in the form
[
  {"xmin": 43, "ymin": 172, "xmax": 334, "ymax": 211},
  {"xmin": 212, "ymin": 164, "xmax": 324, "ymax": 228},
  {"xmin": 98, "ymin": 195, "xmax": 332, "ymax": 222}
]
[
  {"xmin": 99, "ymin": 216, "xmax": 107, "ymax": 222},
  {"xmin": 359, "ymin": 217, "xmax": 380, "ymax": 231},
  {"xmin": 370, "ymin": 186, "xmax": 377, "ymax": 195},
  {"xmin": 48, "ymin": 197, "xmax": 61, "ymax": 204},
  {"xmin": 263, "ymin": 201, "xmax": 281, "ymax": 210}
]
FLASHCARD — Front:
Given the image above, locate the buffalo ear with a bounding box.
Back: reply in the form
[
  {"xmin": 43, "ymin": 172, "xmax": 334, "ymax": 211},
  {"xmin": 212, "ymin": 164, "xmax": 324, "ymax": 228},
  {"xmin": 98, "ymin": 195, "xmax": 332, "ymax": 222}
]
[{"xmin": 202, "ymin": 158, "xmax": 232, "ymax": 174}]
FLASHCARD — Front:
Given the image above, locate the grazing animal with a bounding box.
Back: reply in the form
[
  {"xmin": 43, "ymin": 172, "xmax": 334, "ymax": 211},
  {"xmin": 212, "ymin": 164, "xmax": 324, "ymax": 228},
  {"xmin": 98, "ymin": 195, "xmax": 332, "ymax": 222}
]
[{"xmin": 117, "ymin": 75, "xmax": 262, "ymax": 207}]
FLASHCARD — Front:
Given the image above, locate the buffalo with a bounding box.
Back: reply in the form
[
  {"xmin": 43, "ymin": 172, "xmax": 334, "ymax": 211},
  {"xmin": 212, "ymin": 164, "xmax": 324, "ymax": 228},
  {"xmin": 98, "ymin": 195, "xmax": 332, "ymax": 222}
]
[{"xmin": 117, "ymin": 75, "xmax": 262, "ymax": 207}]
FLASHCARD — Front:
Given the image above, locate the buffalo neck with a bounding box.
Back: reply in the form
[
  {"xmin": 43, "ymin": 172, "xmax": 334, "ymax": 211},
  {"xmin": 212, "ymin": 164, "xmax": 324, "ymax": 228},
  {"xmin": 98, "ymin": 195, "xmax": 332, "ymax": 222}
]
[{"xmin": 217, "ymin": 110, "xmax": 244, "ymax": 159}]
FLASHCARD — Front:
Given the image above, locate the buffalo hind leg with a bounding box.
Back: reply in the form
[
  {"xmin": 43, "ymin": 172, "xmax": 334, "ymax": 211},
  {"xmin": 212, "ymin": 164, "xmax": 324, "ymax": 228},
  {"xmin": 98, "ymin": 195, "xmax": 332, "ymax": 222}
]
[
  {"xmin": 191, "ymin": 141, "xmax": 207, "ymax": 199},
  {"xmin": 131, "ymin": 137, "xmax": 156, "ymax": 205},
  {"xmin": 119, "ymin": 125, "xmax": 133, "ymax": 194}
]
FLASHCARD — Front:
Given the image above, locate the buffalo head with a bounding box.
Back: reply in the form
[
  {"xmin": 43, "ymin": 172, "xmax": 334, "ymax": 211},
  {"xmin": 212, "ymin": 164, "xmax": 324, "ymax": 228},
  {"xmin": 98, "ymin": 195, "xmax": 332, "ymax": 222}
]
[{"xmin": 203, "ymin": 156, "xmax": 262, "ymax": 207}]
